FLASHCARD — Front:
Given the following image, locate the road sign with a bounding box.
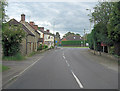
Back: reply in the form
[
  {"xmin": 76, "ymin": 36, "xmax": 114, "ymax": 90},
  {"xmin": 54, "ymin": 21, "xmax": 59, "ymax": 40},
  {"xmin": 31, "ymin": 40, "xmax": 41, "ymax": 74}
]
[{"xmin": 56, "ymin": 41, "xmax": 57, "ymax": 43}]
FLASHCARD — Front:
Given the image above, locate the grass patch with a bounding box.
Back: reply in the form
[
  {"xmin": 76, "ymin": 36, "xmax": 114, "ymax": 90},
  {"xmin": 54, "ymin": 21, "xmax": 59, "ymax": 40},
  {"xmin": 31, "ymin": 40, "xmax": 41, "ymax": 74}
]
[
  {"xmin": 2, "ymin": 53, "xmax": 25, "ymax": 61},
  {"xmin": 0, "ymin": 64, "xmax": 9, "ymax": 72},
  {"xmin": 28, "ymin": 51, "xmax": 37, "ymax": 57}
]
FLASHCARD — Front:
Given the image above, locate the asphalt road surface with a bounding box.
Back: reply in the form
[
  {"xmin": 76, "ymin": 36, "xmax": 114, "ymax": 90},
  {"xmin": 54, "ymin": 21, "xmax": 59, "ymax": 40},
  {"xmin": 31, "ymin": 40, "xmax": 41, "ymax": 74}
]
[{"xmin": 5, "ymin": 48, "xmax": 118, "ymax": 89}]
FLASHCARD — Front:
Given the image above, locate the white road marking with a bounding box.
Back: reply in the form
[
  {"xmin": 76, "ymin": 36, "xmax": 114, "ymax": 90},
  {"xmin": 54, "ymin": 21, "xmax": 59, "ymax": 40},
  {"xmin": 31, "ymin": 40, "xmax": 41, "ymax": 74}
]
[
  {"xmin": 63, "ymin": 56, "xmax": 65, "ymax": 59},
  {"xmin": 65, "ymin": 60, "xmax": 70, "ymax": 67},
  {"xmin": 71, "ymin": 70, "xmax": 84, "ymax": 88},
  {"xmin": 3, "ymin": 57, "xmax": 42, "ymax": 87}
]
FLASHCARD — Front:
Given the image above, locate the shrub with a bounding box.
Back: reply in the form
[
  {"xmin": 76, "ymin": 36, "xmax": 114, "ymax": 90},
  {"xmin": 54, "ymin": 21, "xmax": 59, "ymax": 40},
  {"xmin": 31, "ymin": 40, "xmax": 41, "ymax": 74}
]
[
  {"xmin": 51, "ymin": 46, "xmax": 54, "ymax": 49},
  {"xmin": 2, "ymin": 23, "xmax": 25, "ymax": 56},
  {"xmin": 37, "ymin": 44, "xmax": 42, "ymax": 50},
  {"xmin": 42, "ymin": 44, "xmax": 48, "ymax": 49},
  {"xmin": 2, "ymin": 53, "xmax": 25, "ymax": 61},
  {"xmin": 109, "ymin": 46, "xmax": 115, "ymax": 55}
]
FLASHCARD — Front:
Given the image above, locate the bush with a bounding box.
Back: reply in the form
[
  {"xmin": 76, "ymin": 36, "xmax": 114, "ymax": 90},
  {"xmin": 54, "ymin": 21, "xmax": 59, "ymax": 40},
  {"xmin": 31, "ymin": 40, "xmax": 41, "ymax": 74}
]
[
  {"xmin": 42, "ymin": 44, "xmax": 48, "ymax": 49},
  {"xmin": 50, "ymin": 46, "xmax": 54, "ymax": 49},
  {"xmin": 109, "ymin": 46, "xmax": 115, "ymax": 55},
  {"xmin": 2, "ymin": 53, "xmax": 25, "ymax": 61},
  {"xmin": 37, "ymin": 44, "xmax": 42, "ymax": 50},
  {"xmin": 2, "ymin": 23, "xmax": 25, "ymax": 56}
]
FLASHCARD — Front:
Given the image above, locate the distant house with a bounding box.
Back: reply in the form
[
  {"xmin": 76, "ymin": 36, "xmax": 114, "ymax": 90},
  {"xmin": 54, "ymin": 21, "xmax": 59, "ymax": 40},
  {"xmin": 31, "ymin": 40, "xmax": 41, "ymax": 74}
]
[
  {"xmin": 29, "ymin": 21, "xmax": 41, "ymax": 47},
  {"xmin": 8, "ymin": 18, "xmax": 35, "ymax": 55},
  {"xmin": 38, "ymin": 27, "xmax": 54, "ymax": 48},
  {"xmin": 44, "ymin": 29, "xmax": 54, "ymax": 48},
  {"xmin": 38, "ymin": 27, "xmax": 45, "ymax": 44},
  {"xmin": 61, "ymin": 35, "xmax": 85, "ymax": 46},
  {"xmin": 62, "ymin": 35, "xmax": 83, "ymax": 41}
]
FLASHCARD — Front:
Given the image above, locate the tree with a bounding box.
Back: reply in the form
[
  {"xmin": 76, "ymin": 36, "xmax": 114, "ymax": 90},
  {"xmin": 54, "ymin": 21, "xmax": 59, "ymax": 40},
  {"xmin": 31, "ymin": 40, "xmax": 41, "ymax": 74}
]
[
  {"xmin": 63, "ymin": 32, "xmax": 80, "ymax": 38},
  {"xmin": 107, "ymin": 1, "xmax": 120, "ymax": 56},
  {"xmin": 89, "ymin": 2, "xmax": 114, "ymax": 52},
  {"xmin": 2, "ymin": 23, "xmax": 25, "ymax": 56},
  {"xmin": 56, "ymin": 32, "xmax": 60, "ymax": 39},
  {"xmin": 0, "ymin": 0, "xmax": 8, "ymax": 23}
]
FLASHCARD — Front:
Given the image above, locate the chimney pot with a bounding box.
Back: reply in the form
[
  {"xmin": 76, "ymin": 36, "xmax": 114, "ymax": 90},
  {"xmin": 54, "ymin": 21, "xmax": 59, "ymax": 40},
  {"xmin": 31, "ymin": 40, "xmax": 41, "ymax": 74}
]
[
  {"xmin": 40, "ymin": 27, "xmax": 44, "ymax": 31},
  {"xmin": 34, "ymin": 25, "xmax": 38, "ymax": 30},
  {"xmin": 21, "ymin": 14, "xmax": 25, "ymax": 21},
  {"xmin": 46, "ymin": 29, "xmax": 50, "ymax": 32}
]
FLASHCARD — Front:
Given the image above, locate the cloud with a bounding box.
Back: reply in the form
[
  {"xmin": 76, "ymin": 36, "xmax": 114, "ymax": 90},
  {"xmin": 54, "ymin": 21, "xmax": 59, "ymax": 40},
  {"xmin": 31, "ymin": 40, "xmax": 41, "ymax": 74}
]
[{"xmin": 6, "ymin": 2, "xmax": 97, "ymax": 38}]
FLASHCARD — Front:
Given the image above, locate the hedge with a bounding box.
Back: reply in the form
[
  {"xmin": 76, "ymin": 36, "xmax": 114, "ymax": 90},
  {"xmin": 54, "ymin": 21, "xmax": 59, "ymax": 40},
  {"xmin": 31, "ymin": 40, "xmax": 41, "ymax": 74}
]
[{"xmin": 61, "ymin": 40, "xmax": 88, "ymax": 46}]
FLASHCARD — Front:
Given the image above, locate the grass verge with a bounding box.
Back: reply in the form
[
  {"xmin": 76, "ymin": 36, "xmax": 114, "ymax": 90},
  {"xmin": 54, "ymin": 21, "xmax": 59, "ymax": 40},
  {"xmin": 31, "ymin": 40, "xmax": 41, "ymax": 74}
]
[
  {"xmin": 2, "ymin": 53, "xmax": 25, "ymax": 61},
  {"xmin": 28, "ymin": 51, "xmax": 37, "ymax": 57},
  {"xmin": 0, "ymin": 64, "xmax": 9, "ymax": 72}
]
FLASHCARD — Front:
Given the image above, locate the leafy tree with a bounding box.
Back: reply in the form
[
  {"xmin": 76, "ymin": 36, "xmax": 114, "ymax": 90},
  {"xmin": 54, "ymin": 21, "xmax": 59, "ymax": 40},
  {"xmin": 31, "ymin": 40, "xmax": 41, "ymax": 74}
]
[
  {"xmin": 56, "ymin": 32, "xmax": 60, "ymax": 39},
  {"xmin": 0, "ymin": 0, "xmax": 8, "ymax": 23},
  {"xmin": 2, "ymin": 23, "xmax": 25, "ymax": 56},
  {"xmin": 63, "ymin": 32, "xmax": 80, "ymax": 38},
  {"xmin": 107, "ymin": 1, "xmax": 120, "ymax": 56},
  {"xmin": 89, "ymin": 2, "xmax": 114, "ymax": 52}
]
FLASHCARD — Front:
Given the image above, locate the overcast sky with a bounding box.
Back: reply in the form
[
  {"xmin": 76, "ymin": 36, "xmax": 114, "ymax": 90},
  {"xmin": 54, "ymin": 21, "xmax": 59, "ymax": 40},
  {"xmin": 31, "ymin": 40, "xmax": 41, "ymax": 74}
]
[{"xmin": 6, "ymin": 1, "xmax": 98, "ymax": 38}]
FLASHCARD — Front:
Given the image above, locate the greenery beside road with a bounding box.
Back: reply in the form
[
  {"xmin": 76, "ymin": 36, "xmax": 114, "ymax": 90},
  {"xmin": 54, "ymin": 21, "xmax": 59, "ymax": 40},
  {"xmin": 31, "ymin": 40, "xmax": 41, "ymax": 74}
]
[
  {"xmin": 87, "ymin": 2, "xmax": 120, "ymax": 56},
  {"xmin": 0, "ymin": 64, "xmax": 9, "ymax": 72},
  {"xmin": 2, "ymin": 53, "xmax": 25, "ymax": 61}
]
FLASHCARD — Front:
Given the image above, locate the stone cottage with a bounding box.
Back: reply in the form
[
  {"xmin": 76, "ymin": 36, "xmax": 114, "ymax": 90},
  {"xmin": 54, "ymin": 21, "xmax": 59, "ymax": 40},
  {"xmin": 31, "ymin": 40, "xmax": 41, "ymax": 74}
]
[{"xmin": 8, "ymin": 18, "xmax": 35, "ymax": 55}]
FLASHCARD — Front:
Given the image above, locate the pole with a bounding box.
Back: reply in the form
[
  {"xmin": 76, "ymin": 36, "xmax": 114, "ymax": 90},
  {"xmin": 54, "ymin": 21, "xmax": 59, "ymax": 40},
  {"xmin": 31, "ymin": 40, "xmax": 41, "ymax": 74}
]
[
  {"xmin": 53, "ymin": 21, "xmax": 55, "ymax": 46},
  {"xmin": 93, "ymin": 20, "xmax": 96, "ymax": 55},
  {"xmin": 84, "ymin": 29, "xmax": 85, "ymax": 47}
]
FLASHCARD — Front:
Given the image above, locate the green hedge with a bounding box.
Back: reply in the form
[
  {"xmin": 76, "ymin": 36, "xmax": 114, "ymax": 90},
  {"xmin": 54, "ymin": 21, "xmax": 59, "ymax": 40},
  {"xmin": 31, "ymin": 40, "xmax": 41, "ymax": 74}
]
[{"xmin": 61, "ymin": 40, "xmax": 88, "ymax": 46}]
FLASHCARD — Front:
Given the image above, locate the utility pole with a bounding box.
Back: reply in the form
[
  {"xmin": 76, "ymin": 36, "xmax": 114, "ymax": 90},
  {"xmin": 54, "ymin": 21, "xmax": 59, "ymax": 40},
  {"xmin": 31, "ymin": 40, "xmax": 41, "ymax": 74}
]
[
  {"xmin": 53, "ymin": 21, "xmax": 55, "ymax": 46},
  {"xmin": 84, "ymin": 29, "xmax": 86, "ymax": 47},
  {"xmin": 86, "ymin": 8, "xmax": 96, "ymax": 55}
]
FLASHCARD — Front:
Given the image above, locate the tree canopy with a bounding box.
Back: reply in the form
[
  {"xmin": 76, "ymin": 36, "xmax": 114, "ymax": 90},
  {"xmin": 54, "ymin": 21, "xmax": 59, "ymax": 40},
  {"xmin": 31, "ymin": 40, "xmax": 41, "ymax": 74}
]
[{"xmin": 88, "ymin": 1, "xmax": 120, "ymax": 56}]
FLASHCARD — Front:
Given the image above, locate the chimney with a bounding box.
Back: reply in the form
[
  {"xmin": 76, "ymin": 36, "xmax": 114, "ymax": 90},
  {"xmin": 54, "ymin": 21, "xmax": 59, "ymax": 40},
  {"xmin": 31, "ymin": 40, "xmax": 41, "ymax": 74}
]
[
  {"xmin": 29, "ymin": 21, "xmax": 35, "ymax": 26},
  {"xmin": 21, "ymin": 14, "xmax": 25, "ymax": 21},
  {"xmin": 34, "ymin": 25, "xmax": 38, "ymax": 30},
  {"xmin": 46, "ymin": 29, "xmax": 49, "ymax": 32},
  {"xmin": 40, "ymin": 27, "xmax": 44, "ymax": 31}
]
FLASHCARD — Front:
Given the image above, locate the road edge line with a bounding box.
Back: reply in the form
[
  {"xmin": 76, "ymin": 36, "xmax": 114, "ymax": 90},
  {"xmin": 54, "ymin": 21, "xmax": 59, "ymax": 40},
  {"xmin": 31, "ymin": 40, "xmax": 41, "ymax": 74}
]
[{"xmin": 71, "ymin": 70, "xmax": 84, "ymax": 88}]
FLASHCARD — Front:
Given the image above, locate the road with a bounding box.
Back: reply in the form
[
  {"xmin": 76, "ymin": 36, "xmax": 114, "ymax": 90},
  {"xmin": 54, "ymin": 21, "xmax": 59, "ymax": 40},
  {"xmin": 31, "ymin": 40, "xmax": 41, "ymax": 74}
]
[{"xmin": 5, "ymin": 48, "xmax": 118, "ymax": 89}]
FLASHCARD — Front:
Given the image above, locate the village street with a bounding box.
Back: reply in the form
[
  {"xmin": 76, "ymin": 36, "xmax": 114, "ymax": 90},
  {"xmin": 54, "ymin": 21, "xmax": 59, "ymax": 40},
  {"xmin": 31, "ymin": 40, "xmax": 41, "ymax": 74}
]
[{"xmin": 3, "ymin": 47, "xmax": 118, "ymax": 89}]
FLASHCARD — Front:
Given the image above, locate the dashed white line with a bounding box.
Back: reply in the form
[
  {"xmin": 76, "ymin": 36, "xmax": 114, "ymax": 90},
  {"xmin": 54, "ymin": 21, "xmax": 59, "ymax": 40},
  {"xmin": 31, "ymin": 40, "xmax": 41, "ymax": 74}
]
[
  {"xmin": 63, "ymin": 55, "xmax": 65, "ymax": 59},
  {"xmin": 65, "ymin": 60, "xmax": 70, "ymax": 67},
  {"xmin": 71, "ymin": 70, "xmax": 84, "ymax": 88}
]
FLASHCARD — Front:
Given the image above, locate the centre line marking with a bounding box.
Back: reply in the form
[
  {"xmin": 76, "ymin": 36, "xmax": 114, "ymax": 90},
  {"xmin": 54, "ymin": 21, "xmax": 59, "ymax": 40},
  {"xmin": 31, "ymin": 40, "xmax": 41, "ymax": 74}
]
[
  {"xmin": 71, "ymin": 70, "xmax": 84, "ymax": 88},
  {"xmin": 66, "ymin": 60, "xmax": 70, "ymax": 67},
  {"xmin": 63, "ymin": 55, "xmax": 65, "ymax": 59}
]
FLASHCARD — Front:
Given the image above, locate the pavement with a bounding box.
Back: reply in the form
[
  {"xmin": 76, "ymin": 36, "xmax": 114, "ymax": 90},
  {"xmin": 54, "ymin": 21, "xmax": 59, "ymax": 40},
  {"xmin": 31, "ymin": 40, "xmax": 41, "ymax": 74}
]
[{"xmin": 2, "ymin": 47, "xmax": 118, "ymax": 89}]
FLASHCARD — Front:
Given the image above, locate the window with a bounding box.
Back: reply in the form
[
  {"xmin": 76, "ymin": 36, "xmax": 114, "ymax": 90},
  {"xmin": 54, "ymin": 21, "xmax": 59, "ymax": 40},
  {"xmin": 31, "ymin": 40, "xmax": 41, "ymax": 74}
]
[{"xmin": 48, "ymin": 36, "xmax": 50, "ymax": 39}]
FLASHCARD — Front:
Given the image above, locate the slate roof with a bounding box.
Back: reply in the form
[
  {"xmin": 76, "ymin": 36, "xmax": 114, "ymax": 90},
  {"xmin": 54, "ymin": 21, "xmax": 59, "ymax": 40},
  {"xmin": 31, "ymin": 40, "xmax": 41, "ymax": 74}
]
[
  {"xmin": 26, "ymin": 22, "xmax": 40, "ymax": 35},
  {"xmin": 8, "ymin": 19, "xmax": 35, "ymax": 36},
  {"xmin": 64, "ymin": 35, "xmax": 83, "ymax": 41},
  {"xmin": 39, "ymin": 29, "xmax": 54, "ymax": 36}
]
